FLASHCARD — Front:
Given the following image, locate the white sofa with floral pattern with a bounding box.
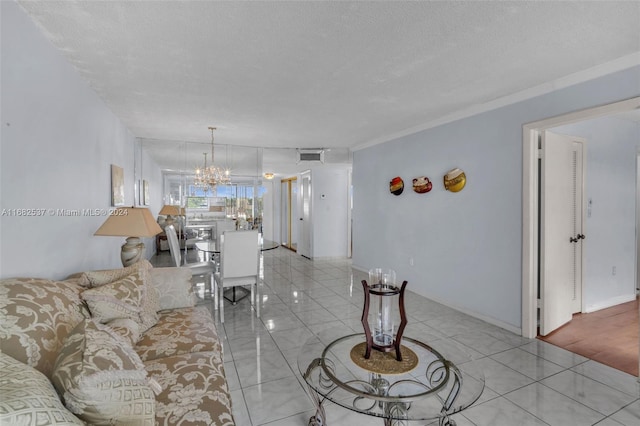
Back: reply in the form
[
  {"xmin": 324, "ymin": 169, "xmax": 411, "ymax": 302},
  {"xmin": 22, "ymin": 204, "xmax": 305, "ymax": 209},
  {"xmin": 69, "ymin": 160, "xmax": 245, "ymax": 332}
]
[{"xmin": 0, "ymin": 260, "xmax": 234, "ymax": 425}]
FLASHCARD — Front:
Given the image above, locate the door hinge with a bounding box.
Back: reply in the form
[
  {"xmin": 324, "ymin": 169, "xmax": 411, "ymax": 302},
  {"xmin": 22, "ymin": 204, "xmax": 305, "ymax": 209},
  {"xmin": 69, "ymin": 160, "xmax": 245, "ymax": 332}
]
[
  {"xmin": 536, "ymin": 298, "xmax": 542, "ymax": 309},
  {"xmin": 537, "ymin": 147, "xmax": 544, "ymax": 159}
]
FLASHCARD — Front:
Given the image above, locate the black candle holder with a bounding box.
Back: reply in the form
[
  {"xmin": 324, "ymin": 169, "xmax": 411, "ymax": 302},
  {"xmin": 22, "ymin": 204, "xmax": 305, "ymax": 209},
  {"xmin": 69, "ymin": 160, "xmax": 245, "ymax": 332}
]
[{"xmin": 361, "ymin": 277, "xmax": 408, "ymax": 361}]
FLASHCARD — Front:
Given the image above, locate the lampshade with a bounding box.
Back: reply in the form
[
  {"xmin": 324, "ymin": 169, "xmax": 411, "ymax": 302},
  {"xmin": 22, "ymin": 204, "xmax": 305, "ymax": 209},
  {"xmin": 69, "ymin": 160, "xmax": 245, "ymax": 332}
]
[
  {"xmin": 159, "ymin": 205, "xmax": 184, "ymax": 216},
  {"xmin": 94, "ymin": 207, "xmax": 163, "ymax": 266},
  {"xmin": 94, "ymin": 207, "xmax": 163, "ymax": 237}
]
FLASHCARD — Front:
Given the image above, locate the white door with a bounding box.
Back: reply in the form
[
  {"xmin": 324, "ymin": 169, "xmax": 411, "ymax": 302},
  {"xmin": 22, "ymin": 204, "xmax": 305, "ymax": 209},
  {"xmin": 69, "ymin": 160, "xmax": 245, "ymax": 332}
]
[
  {"xmin": 540, "ymin": 131, "xmax": 585, "ymax": 336},
  {"xmin": 299, "ymin": 172, "xmax": 312, "ymax": 258}
]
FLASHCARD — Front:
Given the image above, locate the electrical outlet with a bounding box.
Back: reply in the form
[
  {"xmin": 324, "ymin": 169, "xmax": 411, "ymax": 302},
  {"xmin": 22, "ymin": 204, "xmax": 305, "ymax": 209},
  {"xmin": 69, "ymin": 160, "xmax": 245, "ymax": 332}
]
[
  {"xmin": 612, "ymin": 266, "xmax": 616, "ymax": 276},
  {"xmin": 409, "ymin": 257, "xmax": 414, "ymax": 266}
]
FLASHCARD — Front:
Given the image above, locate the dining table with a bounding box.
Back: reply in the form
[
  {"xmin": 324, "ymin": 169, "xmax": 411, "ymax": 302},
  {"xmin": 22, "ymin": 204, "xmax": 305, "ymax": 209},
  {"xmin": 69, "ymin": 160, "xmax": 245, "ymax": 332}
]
[
  {"xmin": 194, "ymin": 238, "xmax": 279, "ymax": 255},
  {"xmin": 195, "ymin": 237, "xmax": 279, "ymax": 304}
]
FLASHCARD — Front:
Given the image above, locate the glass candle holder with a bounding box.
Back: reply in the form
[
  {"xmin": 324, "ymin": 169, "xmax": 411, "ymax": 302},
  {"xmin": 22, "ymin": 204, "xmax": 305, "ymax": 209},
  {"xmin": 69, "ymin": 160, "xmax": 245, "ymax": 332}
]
[{"xmin": 361, "ymin": 268, "xmax": 408, "ymax": 361}]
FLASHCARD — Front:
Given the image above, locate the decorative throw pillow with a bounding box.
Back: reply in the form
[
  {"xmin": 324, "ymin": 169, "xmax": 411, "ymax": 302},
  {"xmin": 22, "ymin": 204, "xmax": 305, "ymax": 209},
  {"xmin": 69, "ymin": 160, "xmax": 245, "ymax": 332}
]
[
  {"xmin": 51, "ymin": 319, "xmax": 155, "ymax": 425},
  {"xmin": 149, "ymin": 267, "xmax": 196, "ymax": 310},
  {"xmin": 82, "ymin": 259, "xmax": 153, "ymax": 288},
  {"xmin": 0, "ymin": 351, "xmax": 84, "ymax": 425},
  {"xmin": 80, "ymin": 260, "xmax": 159, "ymax": 333},
  {"xmin": 106, "ymin": 317, "xmax": 141, "ymax": 346},
  {"xmin": 82, "ymin": 272, "xmax": 144, "ymax": 324},
  {"xmin": 0, "ymin": 277, "xmax": 89, "ymax": 379},
  {"xmin": 138, "ymin": 278, "xmax": 160, "ymax": 332}
]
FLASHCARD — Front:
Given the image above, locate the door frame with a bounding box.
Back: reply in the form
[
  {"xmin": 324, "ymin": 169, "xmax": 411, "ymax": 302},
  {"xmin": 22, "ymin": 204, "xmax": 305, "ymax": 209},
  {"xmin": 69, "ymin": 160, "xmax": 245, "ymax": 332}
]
[{"xmin": 522, "ymin": 96, "xmax": 640, "ymax": 339}]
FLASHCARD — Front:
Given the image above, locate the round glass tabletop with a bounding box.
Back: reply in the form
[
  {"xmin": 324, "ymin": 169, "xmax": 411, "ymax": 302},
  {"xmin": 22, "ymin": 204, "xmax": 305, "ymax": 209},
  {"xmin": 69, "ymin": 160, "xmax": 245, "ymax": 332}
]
[
  {"xmin": 297, "ymin": 332, "xmax": 485, "ymax": 425},
  {"xmin": 194, "ymin": 238, "xmax": 279, "ymax": 253}
]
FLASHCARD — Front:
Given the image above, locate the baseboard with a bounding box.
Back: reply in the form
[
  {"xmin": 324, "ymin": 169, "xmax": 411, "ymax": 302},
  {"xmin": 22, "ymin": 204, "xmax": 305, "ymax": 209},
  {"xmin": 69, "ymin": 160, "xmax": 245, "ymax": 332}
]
[{"xmin": 584, "ymin": 294, "xmax": 638, "ymax": 313}]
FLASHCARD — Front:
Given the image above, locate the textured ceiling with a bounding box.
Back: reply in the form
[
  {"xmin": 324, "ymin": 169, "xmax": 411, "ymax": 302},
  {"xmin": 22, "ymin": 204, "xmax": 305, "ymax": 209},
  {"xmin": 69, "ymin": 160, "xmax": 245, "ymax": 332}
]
[{"xmin": 17, "ymin": 1, "xmax": 640, "ymax": 173}]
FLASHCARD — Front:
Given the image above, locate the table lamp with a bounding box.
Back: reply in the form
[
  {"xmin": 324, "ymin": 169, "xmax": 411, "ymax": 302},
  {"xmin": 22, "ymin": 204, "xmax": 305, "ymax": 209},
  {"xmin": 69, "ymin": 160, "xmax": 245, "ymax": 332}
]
[
  {"xmin": 94, "ymin": 207, "xmax": 163, "ymax": 266},
  {"xmin": 159, "ymin": 204, "xmax": 184, "ymax": 228}
]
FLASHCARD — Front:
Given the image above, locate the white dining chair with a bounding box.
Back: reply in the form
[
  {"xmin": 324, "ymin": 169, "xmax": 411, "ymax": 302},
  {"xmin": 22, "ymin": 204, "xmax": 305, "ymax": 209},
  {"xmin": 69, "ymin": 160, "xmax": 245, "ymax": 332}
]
[
  {"xmin": 183, "ymin": 225, "xmax": 214, "ymax": 263},
  {"xmin": 215, "ymin": 229, "xmax": 260, "ymax": 323},
  {"xmin": 211, "ymin": 220, "xmax": 236, "ymax": 267},
  {"xmin": 215, "ymin": 220, "xmax": 236, "ymax": 243},
  {"xmin": 165, "ymin": 224, "xmax": 216, "ymax": 304}
]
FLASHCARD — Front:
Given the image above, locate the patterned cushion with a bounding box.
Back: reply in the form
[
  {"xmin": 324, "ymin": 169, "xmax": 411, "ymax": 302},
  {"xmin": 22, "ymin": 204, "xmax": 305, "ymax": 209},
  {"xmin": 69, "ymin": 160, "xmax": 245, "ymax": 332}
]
[
  {"xmin": 78, "ymin": 260, "xmax": 160, "ymax": 333},
  {"xmin": 106, "ymin": 317, "xmax": 141, "ymax": 346},
  {"xmin": 51, "ymin": 319, "xmax": 155, "ymax": 425},
  {"xmin": 82, "ymin": 259, "xmax": 152, "ymax": 287},
  {"xmin": 0, "ymin": 277, "xmax": 89, "ymax": 379},
  {"xmin": 149, "ymin": 267, "xmax": 196, "ymax": 310},
  {"xmin": 145, "ymin": 351, "xmax": 234, "ymax": 426},
  {"xmin": 0, "ymin": 352, "xmax": 84, "ymax": 425},
  {"xmin": 135, "ymin": 306, "xmax": 221, "ymax": 362},
  {"xmin": 81, "ymin": 272, "xmax": 144, "ymax": 323}
]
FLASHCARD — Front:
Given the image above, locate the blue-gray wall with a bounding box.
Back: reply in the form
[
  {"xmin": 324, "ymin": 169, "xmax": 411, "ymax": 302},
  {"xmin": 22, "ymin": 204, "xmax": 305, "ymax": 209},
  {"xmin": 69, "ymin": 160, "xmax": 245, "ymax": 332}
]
[
  {"xmin": 1, "ymin": 2, "xmax": 163, "ymax": 279},
  {"xmin": 353, "ymin": 66, "xmax": 640, "ymax": 332}
]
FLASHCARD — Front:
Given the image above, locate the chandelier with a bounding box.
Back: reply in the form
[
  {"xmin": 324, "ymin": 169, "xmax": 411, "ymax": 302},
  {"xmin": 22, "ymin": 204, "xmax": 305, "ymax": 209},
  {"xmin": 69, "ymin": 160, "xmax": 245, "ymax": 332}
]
[{"xmin": 194, "ymin": 126, "xmax": 231, "ymax": 191}]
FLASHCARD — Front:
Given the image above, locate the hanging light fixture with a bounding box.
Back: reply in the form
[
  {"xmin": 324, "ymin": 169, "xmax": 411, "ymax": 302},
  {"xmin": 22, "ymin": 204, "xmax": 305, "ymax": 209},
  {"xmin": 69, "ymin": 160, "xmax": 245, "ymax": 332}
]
[{"xmin": 194, "ymin": 126, "xmax": 231, "ymax": 191}]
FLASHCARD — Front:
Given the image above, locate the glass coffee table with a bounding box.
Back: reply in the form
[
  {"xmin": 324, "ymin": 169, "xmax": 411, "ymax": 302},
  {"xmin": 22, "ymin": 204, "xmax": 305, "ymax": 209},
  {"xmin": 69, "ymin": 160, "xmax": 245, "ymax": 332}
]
[{"xmin": 298, "ymin": 333, "xmax": 485, "ymax": 426}]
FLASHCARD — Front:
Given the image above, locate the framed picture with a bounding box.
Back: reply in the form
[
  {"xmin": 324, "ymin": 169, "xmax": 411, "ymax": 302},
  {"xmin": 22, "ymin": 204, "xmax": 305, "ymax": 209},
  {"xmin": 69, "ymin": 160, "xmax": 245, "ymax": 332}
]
[
  {"xmin": 142, "ymin": 180, "xmax": 150, "ymax": 206},
  {"xmin": 111, "ymin": 164, "xmax": 125, "ymax": 206}
]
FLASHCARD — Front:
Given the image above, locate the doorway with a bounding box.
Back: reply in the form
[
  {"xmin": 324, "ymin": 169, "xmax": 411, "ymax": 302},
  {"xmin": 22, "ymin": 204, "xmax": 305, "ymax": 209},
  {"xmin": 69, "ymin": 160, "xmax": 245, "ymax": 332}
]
[
  {"xmin": 522, "ymin": 96, "xmax": 640, "ymax": 377},
  {"xmin": 280, "ymin": 177, "xmax": 297, "ymax": 251},
  {"xmin": 522, "ymin": 96, "xmax": 640, "ymax": 339}
]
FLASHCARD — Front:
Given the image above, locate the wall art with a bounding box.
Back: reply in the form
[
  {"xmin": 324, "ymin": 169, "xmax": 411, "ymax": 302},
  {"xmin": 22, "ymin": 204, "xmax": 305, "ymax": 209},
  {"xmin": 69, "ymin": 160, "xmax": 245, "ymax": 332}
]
[
  {"xmin": 142, "ymin": 180, "xmax": 150, "ymax": 205},
  {"xmin": 389, "ymin": 177, "xmax": 404, "ymax": 195},
  {"xmin": 111, "ymin": 164, "xmax": 125, "ymax": 206},
  {"xmin": 412, "ymin": 176, "xmax": 432, "ymax": 194},
  {"xmin": 444, "ymin": 168, "xmax": 466, "ymax": 192}
]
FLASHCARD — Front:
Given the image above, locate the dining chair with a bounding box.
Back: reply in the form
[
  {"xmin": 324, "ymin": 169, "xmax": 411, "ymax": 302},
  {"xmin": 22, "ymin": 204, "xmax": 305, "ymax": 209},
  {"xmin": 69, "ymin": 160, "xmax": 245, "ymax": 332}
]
[
  {"xmin": 215, "ymin": 229, "xmax": 260, "ymax": 323},
  {"xmin": 215, "ymin": 220, "xmax": 236, "ymax": 243},
  {"xmin": 183, "ymin": 225, "xmax": 214, "ymax": 263},
  {"xmin": 211, "ymin": 220, "xmax": 236, "ymax": 267},
  {"xmin": 165, "ymin": 225, "xmax": 216, "ymax": 304}
]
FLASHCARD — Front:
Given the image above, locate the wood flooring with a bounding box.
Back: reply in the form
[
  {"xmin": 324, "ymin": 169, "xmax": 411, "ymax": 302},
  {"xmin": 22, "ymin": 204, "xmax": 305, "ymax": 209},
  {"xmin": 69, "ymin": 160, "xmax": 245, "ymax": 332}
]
[{"xmin": 538, "ymin": 297, "xmax": 639, "ymax": 377}]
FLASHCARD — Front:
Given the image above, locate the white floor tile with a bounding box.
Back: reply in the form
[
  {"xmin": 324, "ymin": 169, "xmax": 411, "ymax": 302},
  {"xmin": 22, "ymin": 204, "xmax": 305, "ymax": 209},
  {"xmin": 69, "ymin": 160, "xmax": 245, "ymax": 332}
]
[
  {"xmin": 541, "ymin": 370, "xmax": 637, "ymax": 416},
  {"xmin": 463, "ymin": 396, "xmax": 550, "ymax": 426},
  {"xmin": 610, "ymin": 400, "xmax": 640, "ymax": 425},
  {"xmin": 490, "ymin": 347, "xmax": 566, "ymax": 380},
  {"xmin": 150, "ymin": 248, "xmax": 640, "ymax": 426},
  {"xmin": 506, "ymin": 382, "xmax": 605, "ymax": 425},
  {"xmin": 242, "ymin": 376, "xmax": 315, "ymax": 425}
]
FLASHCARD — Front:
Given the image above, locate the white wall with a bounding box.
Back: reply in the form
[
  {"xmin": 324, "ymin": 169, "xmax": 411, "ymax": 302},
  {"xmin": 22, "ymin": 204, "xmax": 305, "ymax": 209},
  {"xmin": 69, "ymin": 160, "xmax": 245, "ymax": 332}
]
[
  {"xmin": 552, "ymin": 116, "xmax": 640, "ymax": 312},
  {"xmin": 134, "ymin": 139, "xmax": 164, "ymax": 259},
  {"xmin": 0, "ymin": 2, "xmax": 161, "ymax": 279},
  {"xmin": 353, "ymin": 65, "xmax": 640, "ymax": 332},
  {"xmin": 311, "ymin": 167, "xmax": 351, "ymax": 258},
  {"xmin": 261, "ymin": 180, "xmax": 275, "ymax": 241}
]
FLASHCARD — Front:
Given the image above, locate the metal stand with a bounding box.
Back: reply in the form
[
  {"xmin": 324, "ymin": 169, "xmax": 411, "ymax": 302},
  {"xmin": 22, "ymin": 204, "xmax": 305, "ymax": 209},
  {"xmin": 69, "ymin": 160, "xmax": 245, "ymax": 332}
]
[
  {"xmin": 223, "ymin": 286, "xmax": 250, "ymax": 304},
  {"xmin": 303, "ymin": 358, "xmax": 331, "ymax": 426}
]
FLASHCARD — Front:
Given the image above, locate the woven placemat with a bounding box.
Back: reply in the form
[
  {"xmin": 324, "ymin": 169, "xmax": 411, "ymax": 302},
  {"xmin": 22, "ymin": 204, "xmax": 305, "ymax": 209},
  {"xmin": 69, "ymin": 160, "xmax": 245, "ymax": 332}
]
[{"xmin": 349, "ymin": 342, "xmax": 418, "ymax": 375}]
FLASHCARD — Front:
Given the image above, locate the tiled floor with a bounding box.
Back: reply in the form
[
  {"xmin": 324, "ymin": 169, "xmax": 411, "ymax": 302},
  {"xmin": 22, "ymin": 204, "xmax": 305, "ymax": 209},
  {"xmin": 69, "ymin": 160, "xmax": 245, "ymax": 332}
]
[{"xmin": 151, "ymin": 247, "xmax": 640, "ymax": 425}]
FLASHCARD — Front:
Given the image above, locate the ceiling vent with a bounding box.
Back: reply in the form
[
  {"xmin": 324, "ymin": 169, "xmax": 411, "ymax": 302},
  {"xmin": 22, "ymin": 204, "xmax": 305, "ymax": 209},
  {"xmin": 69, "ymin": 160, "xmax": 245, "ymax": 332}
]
[{"xmin": 297, "ymin": 149, "xmax": 325, "ymax": 164}]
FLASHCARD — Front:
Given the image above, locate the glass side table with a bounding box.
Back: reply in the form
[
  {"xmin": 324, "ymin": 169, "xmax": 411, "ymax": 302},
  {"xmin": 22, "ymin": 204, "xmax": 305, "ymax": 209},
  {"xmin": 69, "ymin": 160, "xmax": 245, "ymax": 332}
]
[{"xmin": 298, "ymin": 333, "xmax": 485, "ymax": 426}]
